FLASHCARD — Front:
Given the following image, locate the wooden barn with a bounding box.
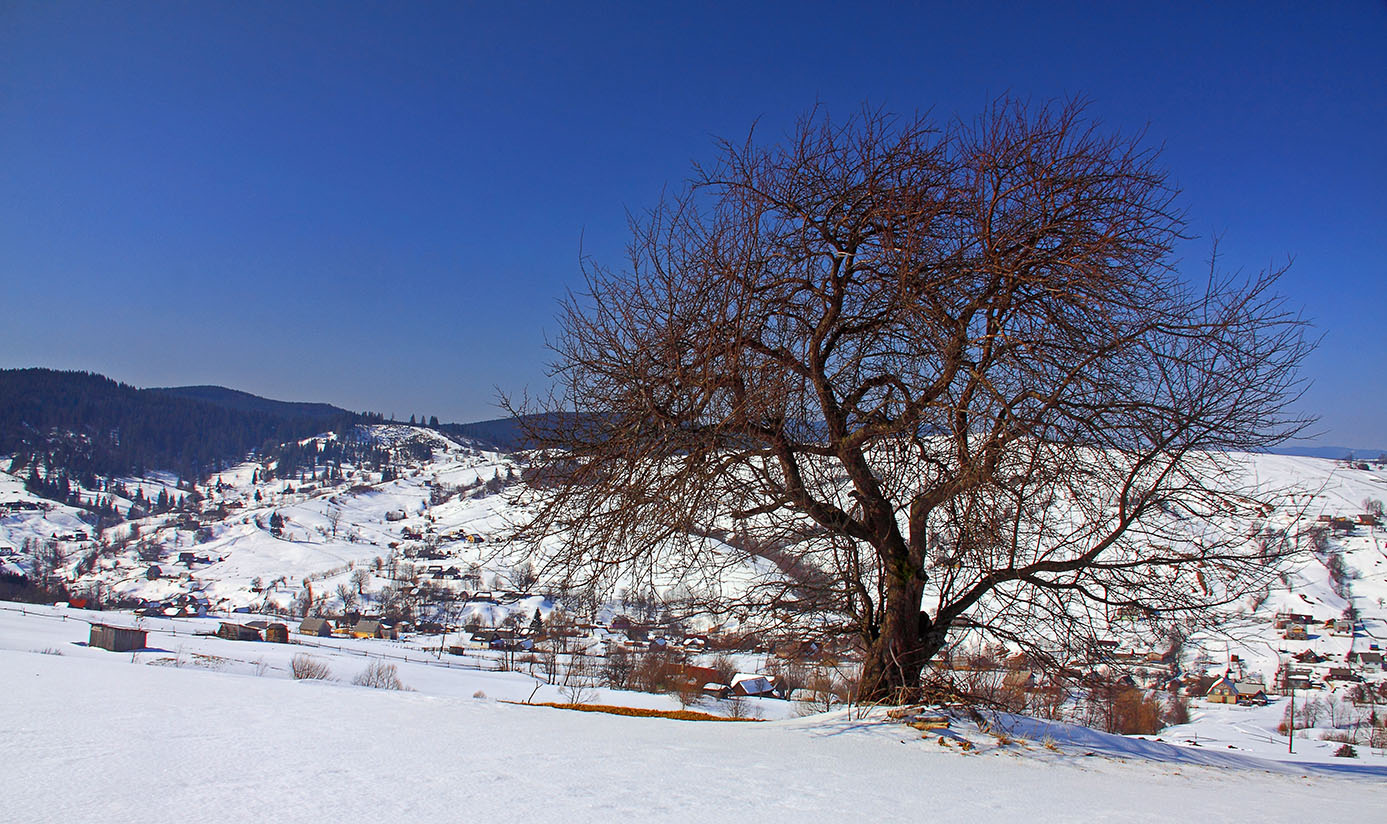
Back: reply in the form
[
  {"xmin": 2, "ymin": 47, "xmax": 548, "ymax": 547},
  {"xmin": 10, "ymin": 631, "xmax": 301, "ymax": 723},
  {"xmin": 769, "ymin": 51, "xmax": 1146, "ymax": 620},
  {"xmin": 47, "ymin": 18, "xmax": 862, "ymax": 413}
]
[
  {"xmin": 217, "ymin": 622, "xmax": 263, "ymax": 641},
  {"xmin": 352, "ymin": 619, "xmax": 395, "ymax": 640},
  {"xmin": 90, "ymin": 623, "xmax": 147, "ymax": 652},
  {"xmin": 264, "ymin": 623, "xmax": 290, "ymax": 643},
  {"xmin": 298, "ymin": 617, "xmax": 333, "ymax": 637}
]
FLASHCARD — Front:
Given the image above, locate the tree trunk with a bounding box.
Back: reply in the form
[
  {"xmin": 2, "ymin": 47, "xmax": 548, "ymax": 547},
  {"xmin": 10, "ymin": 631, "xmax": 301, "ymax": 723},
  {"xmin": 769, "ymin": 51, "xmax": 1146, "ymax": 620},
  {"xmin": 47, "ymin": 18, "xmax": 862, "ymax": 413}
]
[{"xmin": 857, "ymin": 575, "xmax": 947, "ymax": 703}]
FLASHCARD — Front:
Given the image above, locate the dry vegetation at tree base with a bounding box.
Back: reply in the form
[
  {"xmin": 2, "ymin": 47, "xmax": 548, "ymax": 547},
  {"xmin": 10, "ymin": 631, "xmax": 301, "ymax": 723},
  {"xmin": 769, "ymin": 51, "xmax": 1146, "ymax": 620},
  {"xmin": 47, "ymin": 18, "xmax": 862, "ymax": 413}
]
[{"xmin": 502, "ymin": 700, "xmax": 762, "ymax": 722}]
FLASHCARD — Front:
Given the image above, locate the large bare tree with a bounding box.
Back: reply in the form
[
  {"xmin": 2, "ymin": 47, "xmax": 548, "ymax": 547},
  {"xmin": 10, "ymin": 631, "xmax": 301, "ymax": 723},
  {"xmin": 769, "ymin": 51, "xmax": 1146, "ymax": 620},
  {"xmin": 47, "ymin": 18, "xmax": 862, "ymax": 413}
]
[{"xmin": 506, "ymin": 99, "xmax": 1312, "ymax": 701}]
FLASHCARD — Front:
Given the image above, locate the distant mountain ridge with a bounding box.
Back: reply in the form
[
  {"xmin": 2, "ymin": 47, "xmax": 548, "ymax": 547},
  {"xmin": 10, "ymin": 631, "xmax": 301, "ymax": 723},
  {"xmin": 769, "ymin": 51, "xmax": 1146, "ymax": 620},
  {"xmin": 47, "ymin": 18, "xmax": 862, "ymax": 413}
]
[
  {"xmin": 4, "ymin": 368, "xmax": 1378, "ymax": 474},
  {"xmin": 0, "ymin": 369, "xmax": 360, "ymax": 481},
  {"xmin": 437, "ymin": 414, "xmax": 562, "ymax": 452},
  {"xmin": 1264, "ymin": 445, "xmax": 1387, "ymax": 461},
  {"xmin": 153, "ymin": 385, "xmax": 350, "ymax": 422}
]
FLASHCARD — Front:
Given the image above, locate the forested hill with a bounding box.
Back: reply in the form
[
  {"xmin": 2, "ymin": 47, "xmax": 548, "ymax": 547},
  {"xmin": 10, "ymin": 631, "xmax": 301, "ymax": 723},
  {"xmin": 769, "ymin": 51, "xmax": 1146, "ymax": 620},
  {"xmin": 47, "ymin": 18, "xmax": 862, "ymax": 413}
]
[
  {"xmin": 154, "ymin": 385, "xmax": 348, "ymax": 422},
  {"xmin": 0, "ymin": 369, "xmax": 360, "ymax": 483},
  {"xmin": 437, "ymin": 412, "xmax": 602, "ymax": 453}
]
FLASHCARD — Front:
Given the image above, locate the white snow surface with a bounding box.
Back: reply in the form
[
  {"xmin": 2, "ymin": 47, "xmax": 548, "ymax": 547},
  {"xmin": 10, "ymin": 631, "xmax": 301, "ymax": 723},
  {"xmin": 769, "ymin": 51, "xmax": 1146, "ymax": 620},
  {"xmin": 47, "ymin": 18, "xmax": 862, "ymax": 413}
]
[{"xmin": 2, "ymin": 604, "xmax": 1384, "ymax": 823}]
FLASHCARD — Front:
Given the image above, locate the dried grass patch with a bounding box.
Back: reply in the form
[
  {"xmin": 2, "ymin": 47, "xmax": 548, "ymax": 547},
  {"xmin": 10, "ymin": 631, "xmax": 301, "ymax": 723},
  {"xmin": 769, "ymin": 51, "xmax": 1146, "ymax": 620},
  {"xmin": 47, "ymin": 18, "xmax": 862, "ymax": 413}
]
[{"xmin": 503, "ymin": 701, "xmax": 762, "ymax": 722}]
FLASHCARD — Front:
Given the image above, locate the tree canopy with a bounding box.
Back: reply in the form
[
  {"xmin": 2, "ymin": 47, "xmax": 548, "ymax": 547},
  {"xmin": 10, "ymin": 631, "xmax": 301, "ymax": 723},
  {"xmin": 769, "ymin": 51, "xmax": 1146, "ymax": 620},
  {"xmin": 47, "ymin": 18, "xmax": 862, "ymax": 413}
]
[{"xmin": 508, "ymin": 99, "xmax": 1313, "ymax": 701}]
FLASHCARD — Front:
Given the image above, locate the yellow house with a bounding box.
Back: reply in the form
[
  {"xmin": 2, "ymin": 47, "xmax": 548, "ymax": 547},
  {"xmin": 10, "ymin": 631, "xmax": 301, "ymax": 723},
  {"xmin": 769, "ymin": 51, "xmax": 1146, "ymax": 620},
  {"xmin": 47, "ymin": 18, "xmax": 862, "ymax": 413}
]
[{"xmin": 1205, "ymin": 676, "xmax": 1268, "ymax": 705}]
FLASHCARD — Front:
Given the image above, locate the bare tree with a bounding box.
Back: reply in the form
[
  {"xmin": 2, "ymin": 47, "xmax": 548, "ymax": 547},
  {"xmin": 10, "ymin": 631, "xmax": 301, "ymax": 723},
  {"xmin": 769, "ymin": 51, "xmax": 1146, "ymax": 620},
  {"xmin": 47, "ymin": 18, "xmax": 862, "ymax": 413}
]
[
  {"xmin": 336, "ymin": 582, "xmax": 359, "ymax": 611},
  {"xmin": 559, "ymin": 653, "xmax": 597, "ymax": 705},
  {"xmin": 507, "ymin": 99, "xmax": 1313, "ymax": 702},
  {"xmin": 290, "ymin": 653, "xmax": 332, "ymax": 680},
  {"xmin": 509, "ymin": 561, "xmax": 539, "ymax": 592},
  {"xmin": 353, "ymin": 659, "xmax": 405, "ymax": 690},
  {"xmin": 350, "ymin": 567, "xmax": 372, "ymax": 596},
  {"xmin": 602, "ymin": 643, "xmax": 636, "ymax": 690}
]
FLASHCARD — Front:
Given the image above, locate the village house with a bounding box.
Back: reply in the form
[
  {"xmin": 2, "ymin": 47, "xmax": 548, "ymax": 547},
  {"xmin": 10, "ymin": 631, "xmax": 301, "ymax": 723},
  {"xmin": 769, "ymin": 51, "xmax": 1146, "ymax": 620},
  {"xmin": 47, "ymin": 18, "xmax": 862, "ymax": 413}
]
[
  {"xmin": 139, "ymin": 593, "xmax": 209, "ymax": 618},
  {"xmin": 1273, "ymin": 612, "xmax": 1313, "ymax": 629},
  {"xmin": 1292, "ymin": 649, "xmax": 1326, "ymax": 664},
  {"xmin": 1282, "ymin": 673, "xmax": 1313, "ymax": 691},
  {"xmin": 352, "ymin": 619, "xmax": 395, "ymax": 639},
  {"xmin": 1204, "ymin": 676, "xmax": 1268, "ymax": 705},
  {"xmin": 1347, "ymin": 651, "xmax": 1384, "ymax": 672},
  {"xmin": 478, "ymin": 629, "xmax": 531, "ymax": 651},
  {"xmin": 1325, "ymin": 665, "xmax": 1357, "ymax": 682},
  {"xmin": 730, "ymin": 673, "xmax": 783, "ymax": 699},
  {"xmin": 675, "ymin": 664, "xmax": 725, "ymax": 691},
  {"xmin": 0, "ymin": 500, "xmax": 47, "ymax": 512}
]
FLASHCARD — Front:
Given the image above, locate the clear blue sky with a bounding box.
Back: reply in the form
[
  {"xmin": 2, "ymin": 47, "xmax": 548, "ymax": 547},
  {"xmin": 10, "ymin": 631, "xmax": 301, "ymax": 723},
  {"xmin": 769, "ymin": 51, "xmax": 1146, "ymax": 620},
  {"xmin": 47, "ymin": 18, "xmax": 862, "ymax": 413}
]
[{"xmin": 2, "ymin": 1, "xmax": 1383, "ymax": 446}]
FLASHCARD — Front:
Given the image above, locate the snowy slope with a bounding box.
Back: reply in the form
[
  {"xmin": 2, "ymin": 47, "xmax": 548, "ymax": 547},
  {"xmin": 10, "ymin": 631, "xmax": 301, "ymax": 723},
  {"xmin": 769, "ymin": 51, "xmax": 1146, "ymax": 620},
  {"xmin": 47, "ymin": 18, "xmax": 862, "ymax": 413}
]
[
  {"xmin": 1, "ymin": 605, "xmax": 1383, "ymax": 824},
  {"xmin": 6, "ymin": 434, "xmax": 1387, "ymax": 758}
]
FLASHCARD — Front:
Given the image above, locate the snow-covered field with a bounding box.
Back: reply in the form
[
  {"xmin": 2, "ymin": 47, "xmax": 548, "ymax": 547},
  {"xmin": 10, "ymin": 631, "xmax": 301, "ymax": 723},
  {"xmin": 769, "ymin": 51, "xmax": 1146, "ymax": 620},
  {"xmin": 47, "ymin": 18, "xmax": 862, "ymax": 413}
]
[
  {"xmin": 1, "ymin": 603, "xmax": 1384, "ymax": 823},
  {"xmin": 6, "ymin": 429, "xmax": 1387, "ymax": 818}
]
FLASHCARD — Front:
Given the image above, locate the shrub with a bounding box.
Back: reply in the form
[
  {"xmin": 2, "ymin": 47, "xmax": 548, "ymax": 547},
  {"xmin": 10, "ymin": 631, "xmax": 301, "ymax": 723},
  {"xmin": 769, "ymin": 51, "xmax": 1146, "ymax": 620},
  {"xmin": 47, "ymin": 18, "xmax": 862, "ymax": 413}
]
[
  {"xmin": 290, "ymin": 653, "xmax": 332, "ymax": 680},
  {"xmin": 1333, "ymin": 743, "xmax": 1358, "ymax": 758},
  {"xmin": 1093, "ymin": 685, "xmax": 1163, "ymax": 735},
  {"xmin": 1161, "ymin": 693, "xmax": 1190, "ymax": 726},
  {"xmin": 353, "ymin": 660, "xmax": 405, "ymax": 690}
]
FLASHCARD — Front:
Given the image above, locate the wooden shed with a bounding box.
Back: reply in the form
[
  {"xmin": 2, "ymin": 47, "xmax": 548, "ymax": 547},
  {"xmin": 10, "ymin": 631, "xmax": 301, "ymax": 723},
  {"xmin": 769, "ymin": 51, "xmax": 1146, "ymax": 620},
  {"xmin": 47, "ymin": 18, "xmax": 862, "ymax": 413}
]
[
  {"xmin": 352, "ymin": 620, "xmax": 396, "ymax": 640},
  {"xmin": 217, "ymin": 622, "xmax": 263, "ymax": 641},
  {"xmin": 298, "ymin": 617, "xmax": 333, "ymax": 637},
  {"xmin": 264, "ymin": 623, "xmax": 290, "ymax": 644},
  {"xmin": 90, "ymin": 623, "xmax": 147, "ymax": 652}
]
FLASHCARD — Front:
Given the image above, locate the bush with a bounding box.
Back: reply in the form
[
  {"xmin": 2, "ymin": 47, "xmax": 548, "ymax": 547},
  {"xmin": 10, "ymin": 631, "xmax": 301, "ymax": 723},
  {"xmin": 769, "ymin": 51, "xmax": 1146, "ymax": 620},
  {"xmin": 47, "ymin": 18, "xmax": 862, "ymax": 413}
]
[
  {"xmin": 1096, "ymin": 685, "xmax": 1163, "ymax": 735},
  {"xmin": 353, "ymin": 660, "xmax": 404, "ymax": 690},
  {"xmin": 1333, "ymin": 743, "xmax": 1358, "ymax": 758},
  {"xmin": 290, "ymin": 653, "xmax": 332, "ymax": 680},
  {"xmin": 1161, "ymin": 694, "xmax": 1190, "ymax": 726}
]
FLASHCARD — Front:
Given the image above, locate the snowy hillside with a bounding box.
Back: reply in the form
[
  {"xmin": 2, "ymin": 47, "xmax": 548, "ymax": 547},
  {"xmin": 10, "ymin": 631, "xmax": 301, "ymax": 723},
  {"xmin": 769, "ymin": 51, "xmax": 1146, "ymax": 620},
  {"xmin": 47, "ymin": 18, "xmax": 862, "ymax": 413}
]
[{"xmin": 5, "ymin": 429, "xmax": 1387, "ymax": 767}]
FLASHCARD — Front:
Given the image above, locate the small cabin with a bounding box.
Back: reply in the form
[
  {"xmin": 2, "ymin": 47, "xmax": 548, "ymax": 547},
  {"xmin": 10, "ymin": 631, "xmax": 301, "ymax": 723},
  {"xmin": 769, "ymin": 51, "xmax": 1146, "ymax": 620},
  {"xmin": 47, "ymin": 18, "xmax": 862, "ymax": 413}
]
[
  {"xmin": 730, "ymin": 673, "xmax": 781, "ymax": 698},
  {"xmin": 352, "ymin": 620, "xmax": 395, "ymax": 640},
  {"xmin": 217, "ymin": 622, "xmax": 263, "ymax": 642},
  {"xmin": 299, "ymin": 617, "xmax": 333, "ymax": 637},
  {"xmin": 89, "ymin": 623, "xmax": 147, "ymax": 652},
  {"xmin": 264, "ymin": 623, "xmax": 290, "ymax": 643}
]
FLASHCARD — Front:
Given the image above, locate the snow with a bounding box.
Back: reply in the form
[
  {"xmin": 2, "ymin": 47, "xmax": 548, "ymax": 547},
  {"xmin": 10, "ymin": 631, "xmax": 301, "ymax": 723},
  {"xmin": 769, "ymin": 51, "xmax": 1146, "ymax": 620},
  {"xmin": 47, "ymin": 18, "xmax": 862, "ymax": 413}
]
[
  {"xmin": 2, "ymin": 603, "xmax": 1385, "ymax": 822},
  {"xmin": 6, "ymin": 435, "xmax": 1387, "ymax": 816}
]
